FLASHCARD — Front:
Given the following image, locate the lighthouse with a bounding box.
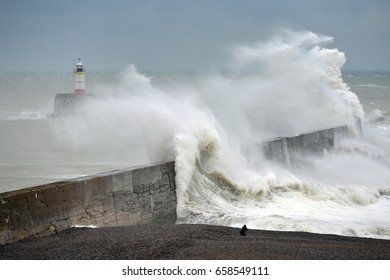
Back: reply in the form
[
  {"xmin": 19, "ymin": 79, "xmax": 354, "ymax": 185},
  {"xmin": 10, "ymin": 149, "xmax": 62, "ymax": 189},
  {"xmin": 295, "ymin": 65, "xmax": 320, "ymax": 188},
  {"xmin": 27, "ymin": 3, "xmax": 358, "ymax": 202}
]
[{"xmin": 74, "ymin": 58, "xmax": 85, "ymax": 94}]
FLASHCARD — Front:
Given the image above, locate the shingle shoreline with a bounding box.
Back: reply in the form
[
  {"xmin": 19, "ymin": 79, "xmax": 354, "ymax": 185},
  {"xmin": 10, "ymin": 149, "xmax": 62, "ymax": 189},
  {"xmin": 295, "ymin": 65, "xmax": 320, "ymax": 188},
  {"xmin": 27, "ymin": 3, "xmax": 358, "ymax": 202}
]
[{"xmin": 1, "ymin": 224, "xmax": 389, "ymax": 260}]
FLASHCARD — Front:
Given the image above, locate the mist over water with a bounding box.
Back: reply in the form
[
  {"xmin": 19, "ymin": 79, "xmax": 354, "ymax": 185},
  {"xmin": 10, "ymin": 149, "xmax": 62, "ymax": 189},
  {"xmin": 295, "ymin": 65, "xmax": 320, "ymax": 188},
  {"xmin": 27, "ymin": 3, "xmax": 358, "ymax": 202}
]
[
  {"xmin": 2, "ymin": 31, "xmax": 389, "ymax": 239},
  {"xmin": 49, "ymin": 31, "xmax": 390, "ymax": 239}
]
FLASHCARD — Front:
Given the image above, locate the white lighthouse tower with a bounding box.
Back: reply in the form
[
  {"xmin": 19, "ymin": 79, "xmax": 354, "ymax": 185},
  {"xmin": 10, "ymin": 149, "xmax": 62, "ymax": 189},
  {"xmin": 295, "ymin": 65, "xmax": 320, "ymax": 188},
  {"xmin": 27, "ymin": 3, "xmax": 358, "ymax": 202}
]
[{"xmin": 74, "ymin": 58, "xmax": 85, "ymax": 94}]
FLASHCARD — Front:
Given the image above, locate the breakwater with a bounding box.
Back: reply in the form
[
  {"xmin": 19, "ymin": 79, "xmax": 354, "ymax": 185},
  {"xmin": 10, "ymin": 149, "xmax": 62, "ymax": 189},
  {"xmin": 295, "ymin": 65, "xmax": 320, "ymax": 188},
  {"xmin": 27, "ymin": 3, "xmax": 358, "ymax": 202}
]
[
  {"xmin": 0, "ymin": 161, "xmax": 176, "ymax": 244},
  {"xmin": 261, "ymin": 125, "xmax": 349, "ymax": 167},
  {"xmin": 54, "ymin": 94, "xmax": 101, "ymax": 116},
  {"xmin": 54, "ymin": 94, "xmax": 85, "ymax": 116},
  {"xmin": 0, "ymin": 125, "xmax": 354, "ymax": 244}
]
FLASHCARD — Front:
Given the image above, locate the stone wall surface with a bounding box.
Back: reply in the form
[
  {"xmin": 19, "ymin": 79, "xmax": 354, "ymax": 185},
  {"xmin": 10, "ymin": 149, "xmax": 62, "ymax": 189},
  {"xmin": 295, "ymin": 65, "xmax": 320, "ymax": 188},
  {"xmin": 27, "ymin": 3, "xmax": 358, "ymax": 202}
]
[
  {"xmin": 0, "ymin": 161, "xmax": 176, "ymax": 244},
  {"xmin": 262, "ymin": 126, "xmax": 349, "ymax": 167},
  {"xmin": 0, "ymin": 126, "xmax": 354, "ymax": 244},
  {"xmin": 54, "ymin": 94, "xmax": 94, "ymax": 116}
]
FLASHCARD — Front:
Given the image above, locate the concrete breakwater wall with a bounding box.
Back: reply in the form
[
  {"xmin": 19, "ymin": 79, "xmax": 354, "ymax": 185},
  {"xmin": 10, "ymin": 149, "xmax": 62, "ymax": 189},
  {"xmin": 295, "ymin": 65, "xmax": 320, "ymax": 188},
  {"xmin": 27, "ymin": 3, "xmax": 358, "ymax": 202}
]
[
  {"xmin": 0, "ymin": 125, "xmax": 353, "ymax": 244},
  {"xmin": 262, "ymin": 125, "xmax": 349, "ymax": 167},
  {"xmin": 54, "ymin": 94, "xmax": 102, "ymax": 116},
  {"xmin": 0, "ymin": 161, "xmax": 176, "ymax": 244}
]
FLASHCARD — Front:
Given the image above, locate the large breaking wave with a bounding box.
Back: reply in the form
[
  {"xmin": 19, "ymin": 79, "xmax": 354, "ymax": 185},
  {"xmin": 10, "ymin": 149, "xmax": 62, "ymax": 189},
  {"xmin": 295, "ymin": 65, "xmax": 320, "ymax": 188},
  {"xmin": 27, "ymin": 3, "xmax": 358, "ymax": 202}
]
[{"xmin": 52, "ymin": 30, "xmax": 390, "ymax": 239}]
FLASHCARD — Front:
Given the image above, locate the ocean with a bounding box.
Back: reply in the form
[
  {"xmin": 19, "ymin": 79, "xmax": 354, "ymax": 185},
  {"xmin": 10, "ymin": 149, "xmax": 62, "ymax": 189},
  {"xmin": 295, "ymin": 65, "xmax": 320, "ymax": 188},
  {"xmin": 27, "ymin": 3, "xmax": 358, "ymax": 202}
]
[{"xmin": 1, "ymin": 31, "xmax": 390, "ymax": 239}]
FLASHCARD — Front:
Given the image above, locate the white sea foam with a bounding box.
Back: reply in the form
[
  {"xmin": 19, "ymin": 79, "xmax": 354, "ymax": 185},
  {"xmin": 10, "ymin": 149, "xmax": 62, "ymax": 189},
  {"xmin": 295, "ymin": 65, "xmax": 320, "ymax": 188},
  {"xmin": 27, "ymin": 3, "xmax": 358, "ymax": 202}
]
[
  {"xmin": 52, "ymin": 30, "xmax": 390, "ymax": 239},
  {"xmin": 0, "ymin": 110, "xmax": 49, "ymax": 120},
  {"xmin": 367, "ymin": 109, "xmax": 386, "ymax": 123},
  {"xmin": 357, "ymin": 84, "xmax": 389, "ymax": 88}
]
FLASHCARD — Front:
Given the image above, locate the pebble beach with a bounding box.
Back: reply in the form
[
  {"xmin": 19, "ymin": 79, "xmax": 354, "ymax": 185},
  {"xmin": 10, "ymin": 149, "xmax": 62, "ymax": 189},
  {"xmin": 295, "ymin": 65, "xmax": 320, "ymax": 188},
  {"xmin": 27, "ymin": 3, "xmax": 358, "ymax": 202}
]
[{"xmin": 1, "ymin": 224, "xmax": 389, "ymax": 260}]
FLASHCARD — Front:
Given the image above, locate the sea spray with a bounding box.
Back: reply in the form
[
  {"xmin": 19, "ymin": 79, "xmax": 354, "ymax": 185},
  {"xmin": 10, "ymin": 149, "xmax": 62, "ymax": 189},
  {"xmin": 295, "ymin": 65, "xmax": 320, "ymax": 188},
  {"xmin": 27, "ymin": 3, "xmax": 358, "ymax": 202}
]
[
  {"xmin": 51, "ymin": 30, "xmax": 390, "ymax": 239},
  {"xmin": 226, "ymin": 30, "xmax": 364, "ymax": 137}
]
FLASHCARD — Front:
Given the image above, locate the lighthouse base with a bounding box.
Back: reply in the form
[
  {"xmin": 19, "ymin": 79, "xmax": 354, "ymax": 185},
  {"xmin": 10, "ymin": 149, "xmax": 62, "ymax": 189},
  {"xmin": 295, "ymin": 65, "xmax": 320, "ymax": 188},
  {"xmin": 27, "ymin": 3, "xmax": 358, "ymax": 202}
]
[{"xmin": 53, "ymin": 94, "xmax": 97, "ymax": 117}]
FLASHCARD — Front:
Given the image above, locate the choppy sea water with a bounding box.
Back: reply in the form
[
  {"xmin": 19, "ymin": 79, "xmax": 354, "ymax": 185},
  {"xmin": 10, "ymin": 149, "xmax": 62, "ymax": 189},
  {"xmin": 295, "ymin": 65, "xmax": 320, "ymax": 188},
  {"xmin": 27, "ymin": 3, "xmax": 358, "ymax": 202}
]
[{"xmin": 1, "ymin": 32, "xmax": 390, "ymax": 239}]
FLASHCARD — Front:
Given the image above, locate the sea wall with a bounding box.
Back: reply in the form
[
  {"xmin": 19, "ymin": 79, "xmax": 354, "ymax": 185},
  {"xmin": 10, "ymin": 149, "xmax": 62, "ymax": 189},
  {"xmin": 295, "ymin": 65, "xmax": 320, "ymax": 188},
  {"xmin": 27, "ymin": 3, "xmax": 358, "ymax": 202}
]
[
  {"xmin": 262, "ymin": 125, "xmax": 349, "ymax": 167},
  {"xmin": 0, "ymin": 161, "xmax": 176, "ymax": 244},
  {"xmin": 54, "ymin": 94, "xmax": 84, "ymax": 116},
  {"xmin": 53, "ymin": 94, "xmax": 102, "ymax": 116},
  {"xmin": 0, "ymin": 125, "xmax": 354, "ymax": 244}
]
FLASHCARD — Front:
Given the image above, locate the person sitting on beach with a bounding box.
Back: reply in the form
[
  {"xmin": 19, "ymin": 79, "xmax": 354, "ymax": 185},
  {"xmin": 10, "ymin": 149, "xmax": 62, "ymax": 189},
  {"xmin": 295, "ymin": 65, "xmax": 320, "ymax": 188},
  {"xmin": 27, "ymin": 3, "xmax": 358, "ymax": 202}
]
[{"xmin": 240, "ymin": 225, "xmax": 248, "ymax": 236}]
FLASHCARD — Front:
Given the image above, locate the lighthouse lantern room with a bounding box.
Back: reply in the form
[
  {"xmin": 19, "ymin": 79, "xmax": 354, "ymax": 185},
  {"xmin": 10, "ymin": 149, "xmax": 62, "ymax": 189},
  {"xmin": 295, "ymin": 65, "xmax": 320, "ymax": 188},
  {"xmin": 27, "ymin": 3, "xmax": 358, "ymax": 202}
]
[{"xmin": 74, "ymin": 58, "xmax": 86, "ymax": 94}]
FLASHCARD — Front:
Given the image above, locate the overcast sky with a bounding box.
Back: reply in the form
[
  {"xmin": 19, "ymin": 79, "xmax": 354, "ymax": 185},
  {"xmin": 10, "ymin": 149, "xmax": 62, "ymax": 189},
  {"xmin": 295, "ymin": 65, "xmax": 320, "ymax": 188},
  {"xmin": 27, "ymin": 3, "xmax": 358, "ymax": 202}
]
[{"xmin": 0, "ymin": 0, "xmax": 389, "ymax": 71}]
